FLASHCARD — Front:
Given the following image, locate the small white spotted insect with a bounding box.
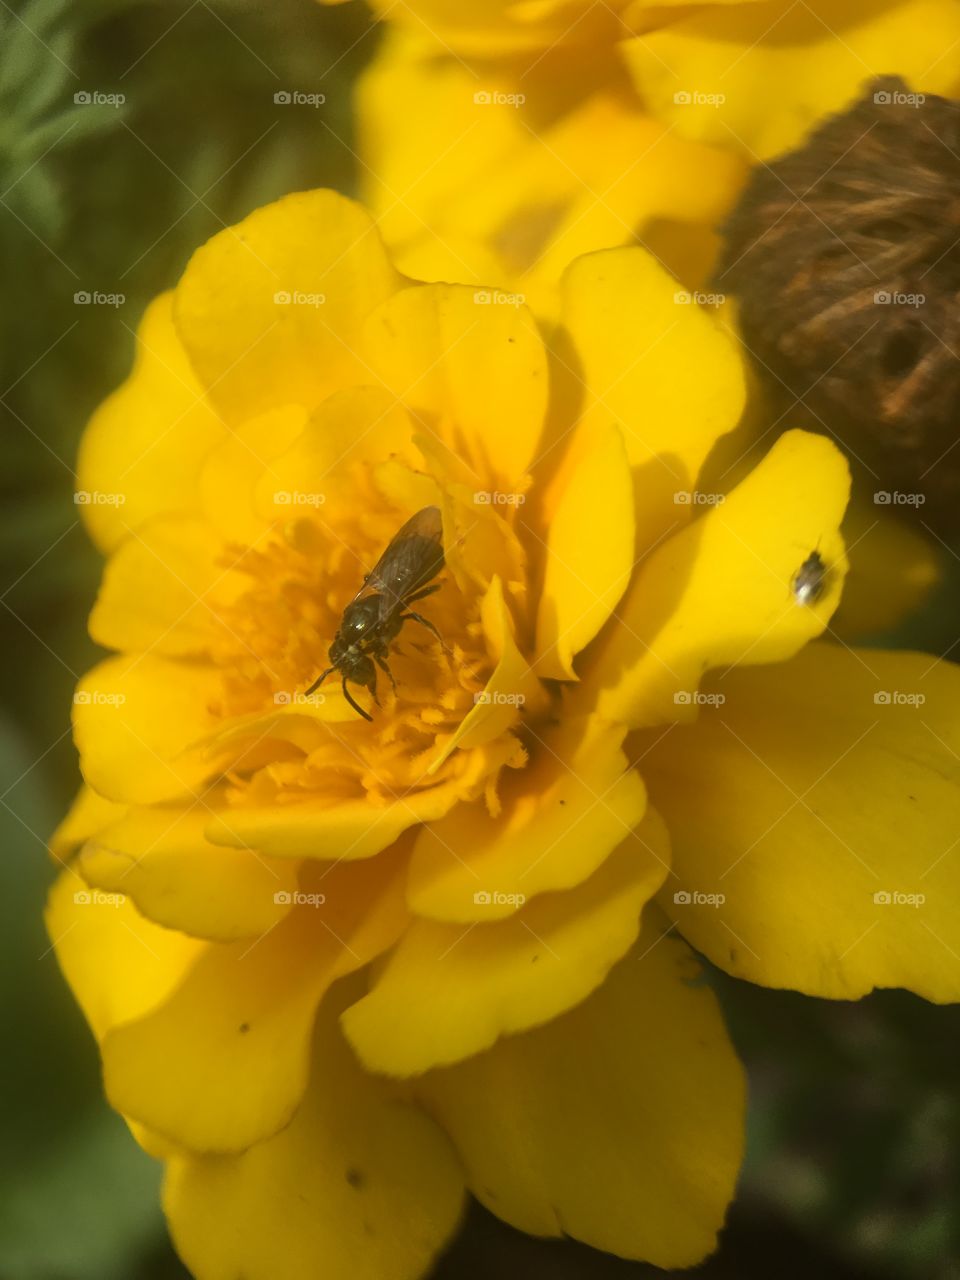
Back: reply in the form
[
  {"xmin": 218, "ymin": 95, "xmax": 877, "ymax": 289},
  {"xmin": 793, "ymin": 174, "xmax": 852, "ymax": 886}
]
[{"xmin": 792, "ymin": 550, "xmax": 828, "ymax": 604}]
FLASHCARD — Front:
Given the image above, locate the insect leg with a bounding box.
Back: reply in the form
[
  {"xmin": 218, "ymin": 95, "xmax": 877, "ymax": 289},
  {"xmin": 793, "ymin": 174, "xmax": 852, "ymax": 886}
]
[
  {"xmin": 375, "ymin": 654, "xmax": 398, "ymax": 691},
  {"xmin": 305, "ymin": 666, "xmax": 335, "ymax": 696},
  {"xmin": 404, "ymin": 582, "xmax": 442, "ymax": 605},
  {"xmin": 400, "ymin": 611, "xmax": 450, "ymax": 653},
  {"xmin": 341, "ymin": 676, "xmax": 373, "ymax": 722}
]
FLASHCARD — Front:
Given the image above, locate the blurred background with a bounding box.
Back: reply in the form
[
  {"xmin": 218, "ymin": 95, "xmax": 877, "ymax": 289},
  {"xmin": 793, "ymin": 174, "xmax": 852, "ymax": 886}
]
[{"xmin": 1, "ymin": 2, "xmax": 958, "ymax": 1277}]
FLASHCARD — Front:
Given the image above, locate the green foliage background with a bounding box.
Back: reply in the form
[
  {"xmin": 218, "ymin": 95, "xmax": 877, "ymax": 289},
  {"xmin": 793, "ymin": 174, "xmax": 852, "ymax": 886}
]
[{"xmin": 0, "ymin": 3, "xmax": 957, "ymax": 1278}]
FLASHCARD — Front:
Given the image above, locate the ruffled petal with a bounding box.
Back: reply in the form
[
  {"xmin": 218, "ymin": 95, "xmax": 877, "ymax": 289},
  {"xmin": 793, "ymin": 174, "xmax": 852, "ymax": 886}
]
[
  {"xmin": 77, "ymin": 806, "xmax": 298, "ymax": 942},
  {"xmin": 535, "ymin": 423, "xmax": 634, "ymax": 679},
  {"xmin": 251, "ymin": 386, "xmax": 420, "ymax": 525},
  {"xmin": 358, "ymin": 35, "xmax": 745, "ymax": 313},
  {"xmin": 354, "ymin": 0, "xmax": 625, "ymax": 55},
  {"xmin": 429, "ymin": 575, "xmax": 547, "ymax": 770},
  {"xmin": 363, "ymin": 283, "xmax": 548, "ymax": 487},
  {"xmin": 163, "ymin": 977, "xmax": 464, "ymax": 1280},
  {"xmin": 417, "ymin": 925, "xmax": 745, "ymax": 1268},
  {"xmin": 199, "ymin": 405, "xmax": 307, "ymax": 544},
  {"xmin": 45, "ymin": 870, "xmax": 204, "ymax": 1041},
  {"xmin": 89, "ymin": 517, "xmax": 249, "ymax": 657},
  {"xmin": 74, "ymin": 656, "xmax": 224, "ymax": 805},
  {"xmin": 645, "ymin": 643, "xmax": 960, "ymax": 1000},
  {"xmin": 101, "ymin": 857, "xmax": 408, "ymax": 1152},
  {"xmin": 556, "ymin": 246, "xmax": 746, "ymax": 554},
  {"xmin": 408, "ymin": 717, "xmax": 647, "ymax": 922},
  {"xmin": 49, "ymin": 784, "xmax": 126, "ymax": 861},
  {"xmin": 342, "ymin": 807, "xmax": 669, "ymax": 1074},
  {"xmin": 580, "ymin": 429, "xmax": 850, "ymax": 727},
  {"xmin": 624, "ymin": 0, "xmax": 960, "ymax": 160},
  {"xmin": 76, "ymin": 293, "xmax": 225, "ymax": 553},
  {"xmin": 173, "ymin": 190, "xmax": 400, "ymax": 423},
  {"xmin": 205, "ymin": 773, "xmax": 483, "ymax": 863}
]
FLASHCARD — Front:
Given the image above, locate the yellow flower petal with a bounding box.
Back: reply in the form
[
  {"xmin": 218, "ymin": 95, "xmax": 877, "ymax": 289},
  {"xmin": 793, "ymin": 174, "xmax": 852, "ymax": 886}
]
[
  {"xmin": 205, "ymin": 776, "xmax": 478, "ymax": 863},
  {"xmin": 363, "ymin": 283, "xmax": 547, "ymax": 487},
  {"xmin": 74, "ymin": 655, "xmax": 223, "ymax": 805},
  {"xmin": 580, "ymin": 429, "xmax": 850, "ymax": 728},
  {"xmin": 645, "ymin": 643, "xmax": 960, "ymax": 1000},
  {"xmin": 355, "ymin": 0, "xmax": 624, "ymax": 54},
  {"xmin": 522, "ymin": 100, "xmax": 745, "ymax": 297},
  {"xmin": 89, "ymin": 517, "xmax": 249, "ymax": 657},
  {"xmin": 429, "ymin": 574, "xmax": 546, "ymax": 771},
  {"xmin": 49, "ymin": 784, "xmax": 126, "ymax": 861},
  {"xmin": 164, "ymin": 977, "xmax": 464, "ymax": 1280},
  {"xmin": 535, "ymin": 422, "xmax": 634, "ymax": 678},
  {"xmin": 357, "ymin": 31, "xmax": 522, "ymax": 271},
  {"xmin": 199, "ymin": 405, "xmax": 308, "ymax": 543},
  {"xmin": 417, "ymin": 926, "xmax": 745, "ymax": 1268},
  {"xmin": 408, "ymin": 717, "xmax": 647, "ymax": 922},
  {"xmin": 342, "ymin": 808, "xmax": 669, "ymax": 1074},
  {"xmin": 77, "ymin": 807, "xmax": 298, "ymax": 942},
  {"xmin": 833, "ymin": 502, "xmax": 942, "ymax": 639},
  {"xmin": 101, "ymin": 858, "xmax": 408, "ymax": 1152},
  {"xmin": 173, "ymin": 190, "xmax": 400, "ymax": 423},
  {"xmin": 45, "ymin": 870, "xmax": 204, "ymax": 1041},
  {"xmin": 624, "ymin": 0, "xmax": 960, "ymax": 160},
  {"xmin": 76, "ymin": 293, "xmax": 225, "ymax": 554},
  {"xmin": 359, "ymin": 36, "xmax": 746, "ymax": 314},
  {"xmin": 556, "ymin": 246, "xmax": 746, "ymax": 554},
  {"xmin": 251, "ymin": 386, "xmax": 420, "ymax": 525}
]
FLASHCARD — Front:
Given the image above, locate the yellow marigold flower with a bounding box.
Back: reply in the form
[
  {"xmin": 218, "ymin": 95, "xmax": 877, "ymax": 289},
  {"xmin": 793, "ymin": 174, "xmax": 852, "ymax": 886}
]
[
  {"xmin": 49, "ymin": 191, "xmax": 960, "ymax": 1279},
  {"xmin": 623, "ymin": 0, "xmax": 960, "ymax": 159},
  {"xmin": 321, "ymin": 0, "xmax": 635, "ymax": 54},
  {"xmin": 345, "ymin": 0, "xmax": 960, "ymax": 312},
  {"xmin": 354, "ymin": 28, "xmax": 747, "ymax": 314}
]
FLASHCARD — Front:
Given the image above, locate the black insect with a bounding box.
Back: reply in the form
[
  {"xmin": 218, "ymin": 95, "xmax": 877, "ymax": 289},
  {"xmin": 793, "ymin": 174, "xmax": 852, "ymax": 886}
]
[
  {"xmin": 792, "ymin": 549, "xmax": 828, "ymax": 605},
  {"xmin": 305, "ymin": 506, "xmax": 446, "ymax": 720}
]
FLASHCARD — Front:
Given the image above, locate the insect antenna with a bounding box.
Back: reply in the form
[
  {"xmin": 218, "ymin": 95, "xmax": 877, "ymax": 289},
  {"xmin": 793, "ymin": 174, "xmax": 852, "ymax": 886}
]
[
  {"xmin": 304, "ymin": 666, "xmax": 335, "ymax": 697},
  {"xmin": 341, "ymin": 677, "xmax": 373, "ymax": 722}
]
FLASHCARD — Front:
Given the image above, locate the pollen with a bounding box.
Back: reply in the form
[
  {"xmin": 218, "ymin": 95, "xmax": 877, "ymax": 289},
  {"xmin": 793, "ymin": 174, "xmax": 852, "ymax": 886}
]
[{"xmin": 194, "ymin": 492, "xmax": 544, "ymax": 811}]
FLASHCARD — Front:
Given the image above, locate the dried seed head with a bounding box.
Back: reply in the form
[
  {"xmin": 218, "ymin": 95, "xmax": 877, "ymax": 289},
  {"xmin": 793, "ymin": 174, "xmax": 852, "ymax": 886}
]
[{"xmin": 717, "ymin": 76, "xmax": 960, "ymax": 531}]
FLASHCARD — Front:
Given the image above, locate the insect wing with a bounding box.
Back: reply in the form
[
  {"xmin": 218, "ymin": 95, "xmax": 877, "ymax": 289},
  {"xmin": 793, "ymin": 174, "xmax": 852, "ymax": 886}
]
[{"xmin": 355, "ymin": 506, "xmax": 444, "ymax": 618}]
